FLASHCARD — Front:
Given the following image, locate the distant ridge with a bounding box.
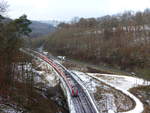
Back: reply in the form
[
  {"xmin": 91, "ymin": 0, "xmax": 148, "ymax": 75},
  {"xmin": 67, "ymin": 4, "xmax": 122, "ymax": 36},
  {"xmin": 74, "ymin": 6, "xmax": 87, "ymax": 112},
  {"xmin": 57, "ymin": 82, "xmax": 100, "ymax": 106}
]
[
  {"xmin": 29, "ymin": 20, "xmax": 55, "ymax": 38},
  {"xmin": 39, "ymin": 20, "xmax": 61, "ymax": 27}
]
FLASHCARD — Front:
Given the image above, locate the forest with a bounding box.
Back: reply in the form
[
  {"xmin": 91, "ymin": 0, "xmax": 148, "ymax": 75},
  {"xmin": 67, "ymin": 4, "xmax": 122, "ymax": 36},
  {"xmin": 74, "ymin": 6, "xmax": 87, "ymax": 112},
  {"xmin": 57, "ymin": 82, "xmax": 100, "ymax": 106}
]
[
  {"xmin": 32, "ymin": 9, "xmax": 150, "ymax": 80},
  {"xmin": 0, "ymin": 1, "xmax": 37, "ymax": 111}
]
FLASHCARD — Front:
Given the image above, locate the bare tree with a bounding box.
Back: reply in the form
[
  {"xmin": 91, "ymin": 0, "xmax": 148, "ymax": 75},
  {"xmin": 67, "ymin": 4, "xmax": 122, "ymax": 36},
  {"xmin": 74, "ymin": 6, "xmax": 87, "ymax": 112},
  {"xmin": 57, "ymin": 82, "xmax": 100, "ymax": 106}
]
[{"xmin": 0, "ymin": 0, "xmax": 8, "ymax": 16}]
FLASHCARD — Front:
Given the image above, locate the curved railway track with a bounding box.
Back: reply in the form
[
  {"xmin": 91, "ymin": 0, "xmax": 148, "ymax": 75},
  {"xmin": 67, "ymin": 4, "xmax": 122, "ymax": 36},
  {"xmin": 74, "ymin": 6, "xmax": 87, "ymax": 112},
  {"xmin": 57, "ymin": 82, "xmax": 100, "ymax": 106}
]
[
  {"xmin": 39, "ymin": 52, "xmax": 98, "ymax": 113},
  {"xmin": 72, "ymin": 81, "xmax": 97, "ymax": 113},
  {"xmin": 21, "ymin": 49, "xmax": 98, "ymax": 113}
]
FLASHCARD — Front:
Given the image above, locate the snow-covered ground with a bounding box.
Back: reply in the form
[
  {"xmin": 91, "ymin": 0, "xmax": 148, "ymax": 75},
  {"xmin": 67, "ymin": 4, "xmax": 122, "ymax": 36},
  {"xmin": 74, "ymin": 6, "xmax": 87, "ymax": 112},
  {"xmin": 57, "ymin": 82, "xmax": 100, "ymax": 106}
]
[
  {"xmin": 33, "ymin": 60, "xmax": 60, "ymax": 87},
  {"xmin": 32, "ymin": 52, "xmax": 150, "ymax": 113},
  {"xmin": 20, "ymin": 49, "xmax": 150, "ymax": 113},
  {"xmin": 70, "ymin": 71, "xmax": 100, "ymax": 113},
  {"xmin": 35, "ymin": 58, "xmax": 76, "ymax": 113},
  {"xmin": 88, "ymin": 73, "xmax": 150, "ymax": 113},
  {"xmin": 20, "ymin": 50, "xmax": 76, "ymax": 113},
  {"xmin": 71, "ymin": 71, "xmax": 118, "ymax": 113},
  {"xmin": 87, "ymin": 73, "xmax": 150, "ymax": 113},
  {"xmin": 0, "ymin": 104, "xmax": 24, "ymax": 113},
  {"xmin": 71, "ymin": 70, "xmax": 150, "ymax": 113},
  {"xmin": 88, "ymin": 74, "xmax": 143, "ymax": 113},
  {"xmin": 87, "ymin": 73, "xmax": 150, "ymax": 90},
  {"xmin": 17, "ymin": 59, "xmax": 60, "ymax": 88}
]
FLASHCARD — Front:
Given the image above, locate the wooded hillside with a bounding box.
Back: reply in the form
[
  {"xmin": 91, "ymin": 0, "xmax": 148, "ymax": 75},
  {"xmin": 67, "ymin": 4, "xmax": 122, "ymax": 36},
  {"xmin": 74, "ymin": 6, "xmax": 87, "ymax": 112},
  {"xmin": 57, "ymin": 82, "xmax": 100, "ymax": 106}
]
[
  {"xmin": 0, "ymin": 0, "xmax": 33, "ymax": 102},
  {"xmin": 33, "ymin": 9, "xmax": 150, "ymax": 79}
]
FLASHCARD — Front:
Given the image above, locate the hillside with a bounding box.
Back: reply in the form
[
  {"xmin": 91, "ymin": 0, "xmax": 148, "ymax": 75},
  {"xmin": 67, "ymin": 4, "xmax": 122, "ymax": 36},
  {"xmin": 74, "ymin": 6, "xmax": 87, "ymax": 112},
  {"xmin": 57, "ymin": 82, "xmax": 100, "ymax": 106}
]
[
  {"xmin": 40, "ymin": 20, "xmax": 60, "ymax": 27},
  {"xmin": 0, "ymin": 18, "xmax": 55, "ymax": 38},
  {"xmin": 29, "ymin": 21, "xmax": 55, "ymax": 38},
  {"xmin": 32, "ymin": 9, "xmax": 150, "ymax": 80}
]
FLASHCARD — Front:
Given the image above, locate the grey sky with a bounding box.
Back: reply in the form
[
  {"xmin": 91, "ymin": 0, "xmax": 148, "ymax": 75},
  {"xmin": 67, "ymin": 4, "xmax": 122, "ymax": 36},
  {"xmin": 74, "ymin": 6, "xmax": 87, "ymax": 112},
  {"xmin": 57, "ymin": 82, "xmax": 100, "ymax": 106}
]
[{"xmin": 6, "ymin": 0, "xmax": 150, "ymax": 21}]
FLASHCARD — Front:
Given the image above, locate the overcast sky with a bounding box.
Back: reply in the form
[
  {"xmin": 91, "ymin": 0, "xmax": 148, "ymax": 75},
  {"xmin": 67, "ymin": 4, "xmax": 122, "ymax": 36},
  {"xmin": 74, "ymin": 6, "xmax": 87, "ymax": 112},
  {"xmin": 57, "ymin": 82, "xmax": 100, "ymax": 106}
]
[{"xmin": 6, "ymin": 0, "xmax": 150, "ymax": 21}]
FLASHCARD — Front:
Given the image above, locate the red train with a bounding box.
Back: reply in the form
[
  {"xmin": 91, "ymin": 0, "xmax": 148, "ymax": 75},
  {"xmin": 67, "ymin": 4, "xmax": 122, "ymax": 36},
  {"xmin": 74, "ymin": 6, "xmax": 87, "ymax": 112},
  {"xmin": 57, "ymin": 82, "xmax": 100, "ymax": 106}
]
[
  {"xmin": 35, "ymin": 51, "xmax": 78, "ymax": 97},
  {"xmin": 64, "ymin": 70, "xmax": 78, "ymax": 97},
  {"xmin": 67, "ymin": 78, "xmax": 78, "ymax": 97}
]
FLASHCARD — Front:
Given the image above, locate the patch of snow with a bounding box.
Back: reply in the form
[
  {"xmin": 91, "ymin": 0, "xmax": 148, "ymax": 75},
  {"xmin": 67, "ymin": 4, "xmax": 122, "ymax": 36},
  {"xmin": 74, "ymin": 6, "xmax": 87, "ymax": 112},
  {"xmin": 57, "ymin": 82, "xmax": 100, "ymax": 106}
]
[
  {"xmin": 33, "ymin": 60, "xmax": 60, "ymax": 87},
  {"xmin": 61, "ymin": 76, "xmax": 76, "ymax": 113},
  {"xmin": 105, "ymin": 94, "xmax": 117, "ymax": 112},
  {"xmin": 71, "ymin": 71, "xmax": 99, "ymax": 93},
  {"xmin": 71, "ymin": 70, "xmax": 118, "ymax": 113},
  {"xmin": 108, "ymin": 109, "xmax": 115, "ymax": 113},
  {"xmin": 43, "ymin": 51, "xmax": 48, "ymax": 56},
  {"xmin": 0, "ymin": 104, "xmax": 23, "ymax": 113},
  {"xmin": 87, "ymin": 74, "xmax": 144, "ymax": 113},
  {"xmin": 88, "ymin": 73, "xmax": 150, "ymax": 90},
  {"xmin": 17, "ymin": 63, "xmax": 32, "ymax": 71},
  {"xmin": 39, "ymin": 58, "xmax": 76, "ymax": 113},
  {"xmin": 57, "ymin": 56, "xmax": 66, "ymax": 60},
  {"xmin": 21, "ymin": 49, "xmax": 76, "ymax": 113},
  {"xmin": 70, "ymin": 70, "xmax": 100, "ymax": 113}
]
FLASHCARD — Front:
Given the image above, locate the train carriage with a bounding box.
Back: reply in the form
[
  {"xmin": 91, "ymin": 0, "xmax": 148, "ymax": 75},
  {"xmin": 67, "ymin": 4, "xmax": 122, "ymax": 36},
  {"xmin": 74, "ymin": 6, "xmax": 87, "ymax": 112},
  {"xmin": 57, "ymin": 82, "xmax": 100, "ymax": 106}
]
[
  {"xmin": 66, "ymin": 77, "xmax": 78, "ymax": 97},
  {"xmin": 37, "ymin": 52, "xmax": 78, "ymax": 97}
]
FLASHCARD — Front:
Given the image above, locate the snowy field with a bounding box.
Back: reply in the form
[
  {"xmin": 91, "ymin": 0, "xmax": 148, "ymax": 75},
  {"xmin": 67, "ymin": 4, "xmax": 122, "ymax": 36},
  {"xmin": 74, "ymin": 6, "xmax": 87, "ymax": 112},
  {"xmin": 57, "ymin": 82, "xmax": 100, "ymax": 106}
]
[{"xmin": 87, "ymin": 73, "xmax": 150, "ymax": 90}]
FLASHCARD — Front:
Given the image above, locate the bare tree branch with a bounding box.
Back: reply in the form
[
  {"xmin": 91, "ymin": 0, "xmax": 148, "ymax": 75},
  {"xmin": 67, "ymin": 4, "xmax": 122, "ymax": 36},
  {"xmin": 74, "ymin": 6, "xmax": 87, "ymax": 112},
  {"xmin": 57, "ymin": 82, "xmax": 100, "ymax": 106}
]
[{"xmin": 0, "ymin": 0, "xmax": 8, "ymax": 15}]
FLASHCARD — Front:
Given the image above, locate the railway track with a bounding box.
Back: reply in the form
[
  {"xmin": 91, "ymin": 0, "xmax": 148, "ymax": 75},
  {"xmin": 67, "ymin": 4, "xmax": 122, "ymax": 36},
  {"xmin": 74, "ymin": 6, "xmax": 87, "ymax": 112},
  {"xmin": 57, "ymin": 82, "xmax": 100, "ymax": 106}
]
[
  {"xmin": 46, "ymin": 56, "xmax": 98, "ymax": 113},
  {"xmin": 21, "ymin": 49, "xmax": 98, "ymax": 113},
  {"xmin": 72, "ymin": 82, "xmax": 97, "ymax": 113},
  {"xmin": 39, "ymin": 53, "xmax": 98, "ymax": 113}
]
